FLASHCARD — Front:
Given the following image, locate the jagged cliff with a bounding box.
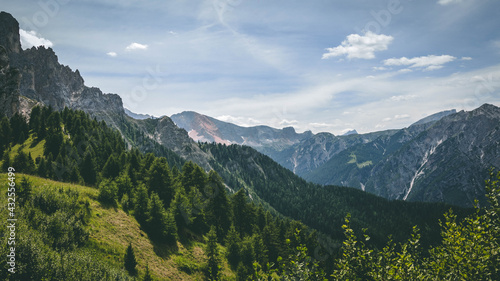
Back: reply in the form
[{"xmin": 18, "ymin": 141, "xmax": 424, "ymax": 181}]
[{"xmin": 0, "ymin": 11, "xmax": 211, "ymax": 169}]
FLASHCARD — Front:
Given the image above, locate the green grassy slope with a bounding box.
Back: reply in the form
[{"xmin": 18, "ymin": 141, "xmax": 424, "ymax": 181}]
[{"xmin": 0, "ymin": 174, "xmax": 234, "ymax": 280}]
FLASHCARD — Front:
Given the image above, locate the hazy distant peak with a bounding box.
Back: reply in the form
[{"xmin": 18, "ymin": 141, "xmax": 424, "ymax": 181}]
[
  {"xmin": 124, "ymin": 108, "xmax": 156, "ymax": 120},
  {"xmin": 342, "ymin": 129, "xmax": 358, "ymax": 136},
  {"xmin": 411, "ymin": 109, "xmax": 457, "ymax": 126}
]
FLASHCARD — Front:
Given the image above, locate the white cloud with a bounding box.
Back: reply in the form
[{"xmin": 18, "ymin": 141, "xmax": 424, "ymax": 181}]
[
  {"xmin": 107, "ymin": 52, "xmax": 118, "ymax": 57},
  {"xmin": 424, "ymin": 65, "xmax": 444, "ymax": 71},
  {"xmin": 384, "ymin": 55, "xmax": 456, "ymax": 71},
  {"xmin": 373, "ymin": 66, "xmax": 388, "ymax": 71},
  {"xmin": 279, "ymin": 119, "xmax": 299, "ymax": 126},
  {"xmin": 322, "ymin": 32, "xmax": 393, "ymax": 60},
  {"xmin": 125, "ymin": 42, "xmax": 149, "ymax": 51},
  {"xmin": 438, "ymin": 0, "xmax": 462, "ymax": 5},
  {"xmin": 390, "ymin": 94, "xmax": 417, "ymax": 102},
  {"xmin": 19, "ymin": 29, "xmax": 53, "ymax": 49},
  {"xmin": 395, "ymin": 114, "xmax": 410, "ymax": 119},
  {"xmin": 398, "ymin": 68, "xmax": 413, "ymax": 73},
  {"xmin": 309, "ymin": 122, "xmax": 334, "ymax": 128},
  {"xmin": 216, "ymin": 115, "xmax": 263, "ymax": 127},
  {"xmin": 461, "ymin": 56, "xmax": 472, "ymax": 61}
]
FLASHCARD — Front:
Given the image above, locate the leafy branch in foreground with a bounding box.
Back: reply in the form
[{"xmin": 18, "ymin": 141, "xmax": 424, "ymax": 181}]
[{"xmin": 331, "ymin": 169, "xmax": 500, "ymax": 281}]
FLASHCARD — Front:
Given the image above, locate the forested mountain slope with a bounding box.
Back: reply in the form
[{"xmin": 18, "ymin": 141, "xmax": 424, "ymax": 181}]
[{"xmin": 199, "ymin": 143, "xmax": 471, "ymax": 248}]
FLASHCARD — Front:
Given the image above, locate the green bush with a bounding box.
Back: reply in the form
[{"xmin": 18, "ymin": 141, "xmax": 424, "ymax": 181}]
[{"xmin": 98, "ymin": 179, "xmax": 118, "ymax": 207}]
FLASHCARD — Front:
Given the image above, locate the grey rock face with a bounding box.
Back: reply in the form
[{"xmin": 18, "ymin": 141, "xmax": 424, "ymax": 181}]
[
  {"xmin": 0, "ymin": 12, "xmax": 123, "ymax": 124},
  {"xmin": 300, "ymin": 105, "xmax": 500, "ymax": 207},
  {"xmin": 0, "ymin": 45, "xmax": 20, "ymax": 117},
  {"xmin": 366, "ymin": 104, "xmax": 500, "ymax": 206},
  {"xmin": 0, "ymin": 11, "xmax": 212, "ymax": 168},
  {"xmin": 0, "ymin": 12, "xmax": 21, "ymax": 54},
  {"xmin": 152, "ymin": 116, "xmax": 211, "ymax": 169}
]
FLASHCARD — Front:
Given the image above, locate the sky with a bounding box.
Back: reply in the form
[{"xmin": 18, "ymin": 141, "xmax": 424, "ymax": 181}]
[{"xmin": 2, "ymin": 0, "xmax": 500, "ymax": 135}]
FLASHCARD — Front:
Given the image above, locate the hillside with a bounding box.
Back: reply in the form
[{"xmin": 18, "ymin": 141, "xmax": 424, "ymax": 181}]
[
  {"xmin": 199, "ymin": 143, "xmax": 472, "ymax": 248},
  {"xmin": 0, "ymin": 106, "xmax": 327, "ymax": 280},
  {"xmin": 0, "ymin": 174, "xmax": 211, "ymax": 280}
]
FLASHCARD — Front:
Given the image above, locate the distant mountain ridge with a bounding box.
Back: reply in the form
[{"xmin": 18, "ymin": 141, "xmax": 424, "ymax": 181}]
[
  {"xmin": 124, "ymin": 108, "xmax": 157, "ymax": 120},
  {"xmin": 171, "ymin": 111, "xmax": 313, "ymax": 154},
  {"xmin": 411, "ymin": 109, "xmax": 457, "ymax": 126}
]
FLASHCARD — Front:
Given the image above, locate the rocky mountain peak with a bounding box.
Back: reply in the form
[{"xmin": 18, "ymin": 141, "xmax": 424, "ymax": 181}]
[
  {"xmin": 0, "ymin": 12, "xmax": 21, "ymax": 54},
  {"xmin": 0, "ymin": 11, "xmax": 124, "ymax": 123},
  {"xmin": 342, "ymin": 129, "xmax": 358, "ymax": 136},
  {"xmin": 411, "ymin": 109, "xmax": 457, "ymax": 126},
  {"xmin": 472, "ymin": 103, "xmax": 500, "ymax": 118}
]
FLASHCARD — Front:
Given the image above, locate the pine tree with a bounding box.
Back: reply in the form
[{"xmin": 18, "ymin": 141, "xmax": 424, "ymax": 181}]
[
  {"xmin": 102, "ymin": 154, "xmax": 120, "ymax": 179},
  {"xmin": 9, "ymin": 113, "xmax": 28, "ymax": 145},
  {"xmin": 147, "ymin": 192, "xmax": 178, "ymax": 245},
  {"xmin": 0, "ymin": 117, "xmax": 11, "ymax": 153},
  {"xmin": 165, "ymin": 209, "xmax": 179, "ymax": 246},
  {"xmin": 252, "ymin": 233, "xmax": 268, "ymax": 269},
  {"xmin": 232, "ymin": 189, "xmax": 255, "ymax": 236},
  {"xmin": 206, "ymin": 170, "xmax": 232, "ymax": 242},
  {"xmin": 13, "ymin": 150, "xmax": 35, "ymax": 174},
  {"xmin": 80, "ymin": 151, "xmax": 97, "ymax": 185},
  {"xmin": 181, "ymin": 161, "xmax": 207, "ymax": 192},
  {"xmin": 1, "ymin": 150, "xmax": 11, "ymax": 171},
  {"xmin": 124, "ymin": 243, "xmax": 137, "ymax": 276},
  {"xmin": 18, "ymin": 177, "xmax": 32, "ymax": 205},
  {"xmin": 147, "ymin": 158, "xmax": 174, "ymax": 205},
  {"xmin": 29, "ymin": 106, "xmax": 42, "ymax": 133},
  {"xmin": 133, "ymin": 184, "xmax": 150, "ymax": 225},
  {"xmin": 98, "ymin": 179, "xmax": 118, "ymax": 206},
  {"xmin": 225, "ymin": 225, "xmax": 241, "ymax": 269},
  {"xmin": 206, "ymin": 226, "xmax": 221, "ymax": 281}
]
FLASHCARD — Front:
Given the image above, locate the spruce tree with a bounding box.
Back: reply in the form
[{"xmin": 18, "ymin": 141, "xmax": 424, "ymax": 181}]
[
  {"xmin": 147, "ymin": 192, "xmax": 177, "ymax": 244},
  {"xmin": 147, "ymin": 158, "xmax": 174, "ymax": 205},
  {"xmin": 80, "ymin": 151, "xmax": 97, "ymax": 185},
  {"xmin": 0, "ymin": 117, "xmax": 11, "ymax": 153},
  {"xmin": 206, "ymin": 226, "xmax": 221, "ymax": 281},
  {"xmin": 18, "ymin": 177, "xmax": 32, "ymax": 205},
  {"xmin": 29, "ymin": 105, "xmax": 42, "ymax": 133},
  {"xmin": 1, "ymin": 150, "xmax": 11, "ymax": 171},
  {"xmin": 133, "ymin": 184, "xmax": 150, "ymax": 225},
  {"xmin": 102, "ymin": 154, "xmax": 120, "ymax": 179},
  {"xmin": 225, "ymin": 224, "xmax": 241, "ymax": 269},
  {"xmin": 206, "ymin": 170, "xmax": 232, "ymax": 242}
]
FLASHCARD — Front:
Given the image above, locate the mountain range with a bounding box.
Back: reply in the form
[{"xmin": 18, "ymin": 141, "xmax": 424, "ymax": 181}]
[
  {"xmin": 171, "ymin": 106, "xmax": 500, "ymax": 207},
  {"xmin": 1, "ymin": 10, "xmax": 499, "ymax": 209}
]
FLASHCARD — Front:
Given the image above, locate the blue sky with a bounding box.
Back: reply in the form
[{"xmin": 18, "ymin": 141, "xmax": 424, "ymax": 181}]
[{"xmin": 2, "ymin": 0, "xmax": 500, "ymax": 134}]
